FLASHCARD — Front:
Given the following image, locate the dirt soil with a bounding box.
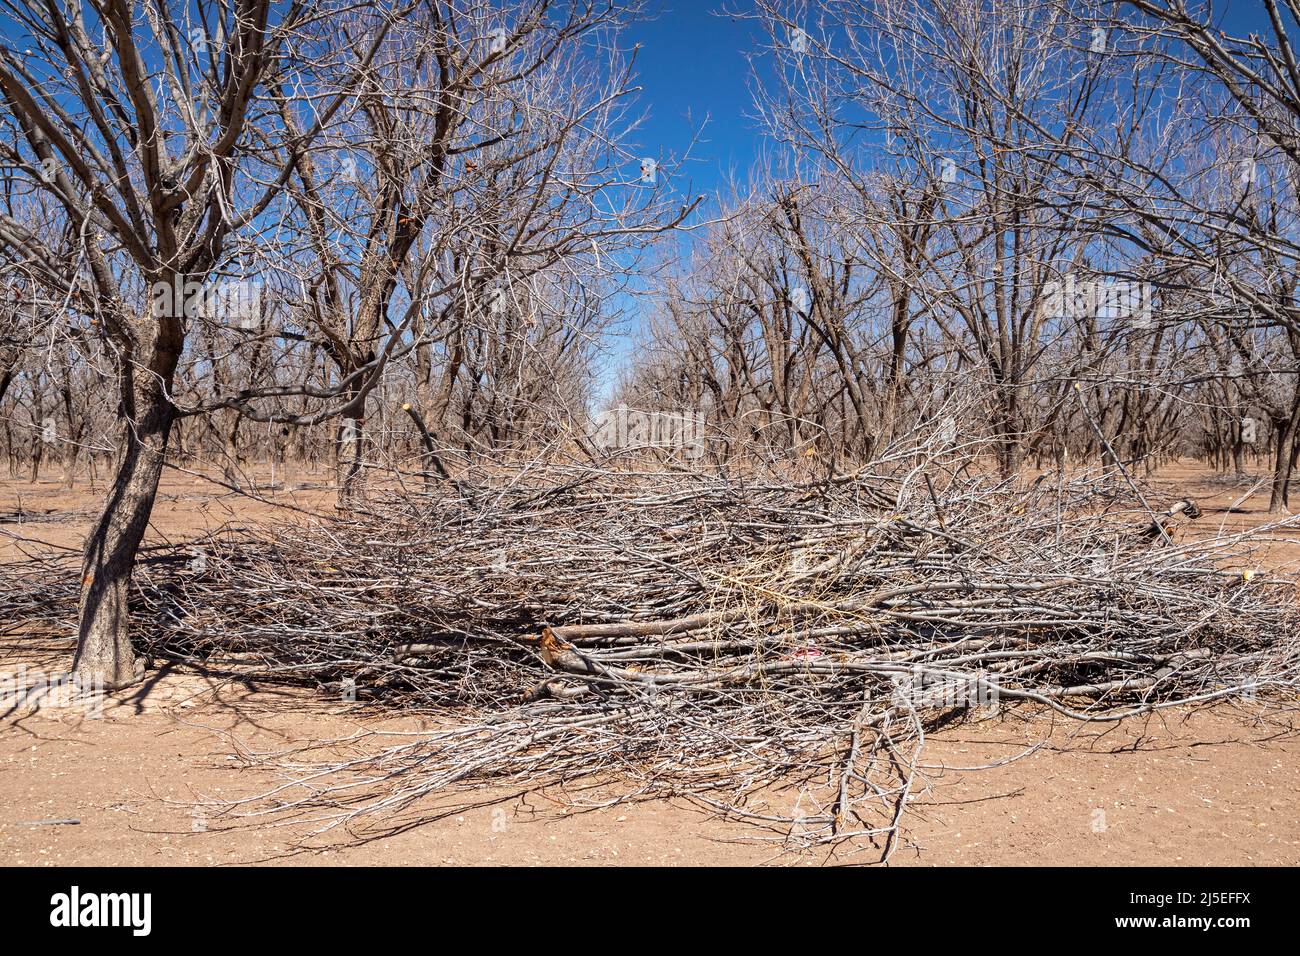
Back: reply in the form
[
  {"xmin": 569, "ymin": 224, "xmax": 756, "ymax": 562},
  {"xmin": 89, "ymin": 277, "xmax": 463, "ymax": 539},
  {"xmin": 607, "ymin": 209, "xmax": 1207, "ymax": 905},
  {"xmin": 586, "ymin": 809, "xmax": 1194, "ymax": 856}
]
[{"xmin": 2, "ymin": 462, "xmax": 1299, "ymax": 866}]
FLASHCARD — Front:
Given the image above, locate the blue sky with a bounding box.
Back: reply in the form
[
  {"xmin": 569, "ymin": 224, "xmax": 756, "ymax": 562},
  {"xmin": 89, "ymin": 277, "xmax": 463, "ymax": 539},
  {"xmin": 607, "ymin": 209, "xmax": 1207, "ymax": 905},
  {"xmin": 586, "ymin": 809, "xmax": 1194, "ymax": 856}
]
[
  {"xmin": 616, "ymin": 0, "xmax": 1279, "ymax": 204},
  {"xmin": 593, "ymin": 0, "xmax": 1284, "ymax": 392},
  {"xmin": 594, "ymin": 3, "xmax": 775, "ymax": 391},
  {"xmin": 621, "ymin": 2, "xmax": 767, "ymax": 209}
]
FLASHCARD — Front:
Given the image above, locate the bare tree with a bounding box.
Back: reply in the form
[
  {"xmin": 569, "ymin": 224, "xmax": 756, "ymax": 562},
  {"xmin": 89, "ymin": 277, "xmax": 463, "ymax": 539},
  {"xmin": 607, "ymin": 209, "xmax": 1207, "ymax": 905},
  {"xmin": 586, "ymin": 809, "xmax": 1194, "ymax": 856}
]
[{"xmin": 0, "ymin": 0, "xmax": 329, "ymax": 684}]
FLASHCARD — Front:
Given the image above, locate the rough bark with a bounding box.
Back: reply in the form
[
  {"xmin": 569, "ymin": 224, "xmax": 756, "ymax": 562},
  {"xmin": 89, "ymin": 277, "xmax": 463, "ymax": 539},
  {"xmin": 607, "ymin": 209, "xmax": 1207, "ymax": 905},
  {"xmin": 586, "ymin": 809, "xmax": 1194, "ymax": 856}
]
[
  {"xmin": 72, "ymin": 324, "xmax": 180, "ymax": 688},
  {"xmin": 1267, "ymin": 399, "xmax": 1300, "ymax": 513}
]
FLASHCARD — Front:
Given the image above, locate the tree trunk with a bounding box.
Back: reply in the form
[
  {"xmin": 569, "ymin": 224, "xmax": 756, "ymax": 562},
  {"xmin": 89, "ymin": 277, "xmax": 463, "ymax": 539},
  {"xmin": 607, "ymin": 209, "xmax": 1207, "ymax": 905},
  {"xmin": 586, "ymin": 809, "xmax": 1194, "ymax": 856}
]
[
  {"xmin": 72, "ymin": 340, "xmax": 178, "ymax": 688},
  {"xmin": 336, "ymin": 402, "xmax": 365, "ymax": 503},
  {"xmin": 1268, "ymin": 401, "xmax": 1300, "ymax": 513},
  {"xmin": 222, "ymin": 411, "xmax": 242, "ymax": 486},
  {"xmin": 996, "ymin": 389, "xmax": 1020, "ymax": 478},
  {"xmin": 62, "ymin": 441, "xmax": 78, "ymax": 490}
]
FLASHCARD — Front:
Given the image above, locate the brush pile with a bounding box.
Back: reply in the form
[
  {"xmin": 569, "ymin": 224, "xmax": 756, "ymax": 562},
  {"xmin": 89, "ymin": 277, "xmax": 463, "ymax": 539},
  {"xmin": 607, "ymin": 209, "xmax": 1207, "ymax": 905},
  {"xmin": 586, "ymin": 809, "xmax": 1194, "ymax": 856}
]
[{"xmin": 3, "ymin": 456, "xmax": 1298, "ymax": 858}]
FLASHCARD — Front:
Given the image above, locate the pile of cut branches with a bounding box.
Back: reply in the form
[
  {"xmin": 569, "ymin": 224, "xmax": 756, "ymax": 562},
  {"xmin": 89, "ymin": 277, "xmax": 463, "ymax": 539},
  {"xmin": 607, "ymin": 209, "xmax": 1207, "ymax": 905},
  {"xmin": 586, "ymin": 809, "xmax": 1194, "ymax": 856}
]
[{"xmin": 3, "ymin": 457, "xmax": 1298, "ymax": 858}]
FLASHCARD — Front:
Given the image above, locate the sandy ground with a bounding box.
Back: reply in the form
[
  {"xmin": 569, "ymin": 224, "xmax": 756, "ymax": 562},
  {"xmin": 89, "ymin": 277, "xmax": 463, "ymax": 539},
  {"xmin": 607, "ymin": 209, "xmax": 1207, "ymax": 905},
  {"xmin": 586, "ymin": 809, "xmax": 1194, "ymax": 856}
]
[{"xmin": 2, "ymin": 460, "xmax": 1299, "ymax": 866}]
